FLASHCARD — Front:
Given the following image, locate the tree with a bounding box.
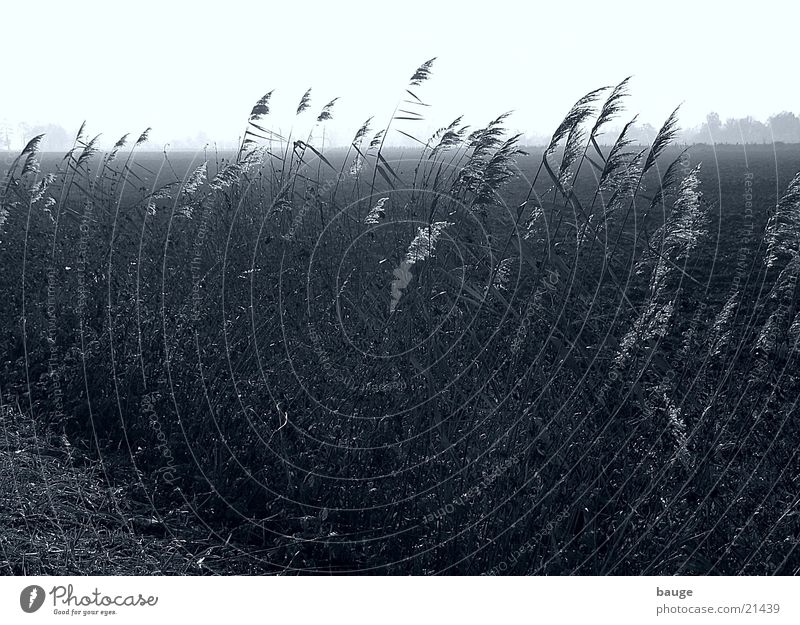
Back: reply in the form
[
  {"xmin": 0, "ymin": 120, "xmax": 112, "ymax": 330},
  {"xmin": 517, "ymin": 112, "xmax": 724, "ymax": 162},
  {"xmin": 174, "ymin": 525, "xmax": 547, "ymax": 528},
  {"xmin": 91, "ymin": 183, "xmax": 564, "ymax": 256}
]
[
  {"xmin": 0, "ymin": 119, "xmax": 12, "ymax": 150},
  {"xmin": 629, "ymin": 122, "xmax": 657, "ymax": 144},
  {"xmin": 738, "ymin": 116, "xmax": 768, "ymax": 144},
  {"xmin": 14, "ymin": 122, "xmax": 73, "ymax": 151},
  {"xmin": 768, "ymin": 112, "xmax": 800, "ymax": 143},
  {"xmin": 705, "ymin": 112, "xmax": 722, "ymax": 136}
]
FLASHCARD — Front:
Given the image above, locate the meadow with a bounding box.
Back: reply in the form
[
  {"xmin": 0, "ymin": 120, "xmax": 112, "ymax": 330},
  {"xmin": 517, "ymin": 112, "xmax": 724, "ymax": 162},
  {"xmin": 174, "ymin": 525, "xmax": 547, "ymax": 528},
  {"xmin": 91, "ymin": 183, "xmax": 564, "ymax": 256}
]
[{"xmin": 1, "ymin": 66, "xmax": 799, "ymax": 574}]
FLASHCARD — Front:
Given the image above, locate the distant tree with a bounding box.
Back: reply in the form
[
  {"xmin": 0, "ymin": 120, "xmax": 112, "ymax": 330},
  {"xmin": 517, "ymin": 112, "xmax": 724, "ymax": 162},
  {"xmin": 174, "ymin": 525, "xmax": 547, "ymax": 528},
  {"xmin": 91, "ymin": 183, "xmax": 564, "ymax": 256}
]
[
  {"xmin": 721, "ymin": 118, "xmax": 741, "ymax": 143},
  {"xmin": 768, "ymin": 111, "xmax": 800, "ymax": 142},
  {"xmin": 629, "ymin": 122, "xmax": 657, "ymax": 144},
  {"xmin": 682, "ymin": 111, "xmax": 800, "ymax": 144},
  {"xmin": 719, "ymin": 117, "xmax": 770, "ymax": 143},
  {"xmin": 14, "ymin": 122, "xmax": 73, "ymax": 151},
  {"xmin": 170, "ymin": 130, "xmax": 213, "ymax": 150},
  {"xmin": 705, "ymin": 112, "xmax": 722, "ymax": 137},
  {"xmin": 738, "ymin": 116, "xmax": 768, "ymax": 143},
  {"xmin": 30, "ymin": 124, "xmax": 72, "ymax": 151},
  {"xmin": 0, "ymin": 119, "xmax": 12, "ymax": 150},
  {"xmin": 16, "ymin": 122, "xmax": 32, "ymax": 145}
]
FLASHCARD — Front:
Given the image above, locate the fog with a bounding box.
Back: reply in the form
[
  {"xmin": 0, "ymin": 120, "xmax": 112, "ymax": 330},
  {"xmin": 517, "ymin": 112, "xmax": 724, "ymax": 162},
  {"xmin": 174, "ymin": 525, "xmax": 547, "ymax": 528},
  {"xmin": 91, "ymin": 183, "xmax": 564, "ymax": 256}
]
[{"xmin": 3, "ymin": 0, "xmax": 798, "ymax": 149}]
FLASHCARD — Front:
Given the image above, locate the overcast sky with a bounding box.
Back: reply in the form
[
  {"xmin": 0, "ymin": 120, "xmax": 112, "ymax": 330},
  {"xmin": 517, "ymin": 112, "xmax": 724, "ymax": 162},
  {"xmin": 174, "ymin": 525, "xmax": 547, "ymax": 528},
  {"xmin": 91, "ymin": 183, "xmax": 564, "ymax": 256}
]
[{"xmin": 3, "ymin": 0, "xmax": 797, "ymax": 148}]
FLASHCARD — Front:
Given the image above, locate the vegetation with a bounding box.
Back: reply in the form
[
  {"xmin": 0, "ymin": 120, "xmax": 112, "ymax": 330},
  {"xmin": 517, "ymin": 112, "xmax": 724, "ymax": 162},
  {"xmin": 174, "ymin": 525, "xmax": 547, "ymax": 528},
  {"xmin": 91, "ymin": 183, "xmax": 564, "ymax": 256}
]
[{"xmin": 1, "ymin": 61, "xmax": 799, "ymax": 574}]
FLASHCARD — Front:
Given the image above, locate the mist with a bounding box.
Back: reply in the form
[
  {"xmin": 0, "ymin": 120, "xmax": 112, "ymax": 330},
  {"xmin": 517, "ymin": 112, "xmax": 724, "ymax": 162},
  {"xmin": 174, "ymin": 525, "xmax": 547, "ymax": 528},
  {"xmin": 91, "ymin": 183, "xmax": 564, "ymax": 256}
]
[{"xmin": 3, "ymin": 0, "xmax": 799, "ymax": 151}]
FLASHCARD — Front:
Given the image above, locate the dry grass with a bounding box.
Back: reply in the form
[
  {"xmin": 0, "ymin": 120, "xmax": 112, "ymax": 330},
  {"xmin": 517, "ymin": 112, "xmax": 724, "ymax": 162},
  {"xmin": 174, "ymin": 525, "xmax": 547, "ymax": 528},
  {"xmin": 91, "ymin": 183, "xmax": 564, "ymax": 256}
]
[
  {"xmin": 0, "ymin": 405, "xmax": 268, "ymax": 575},
  {"xmin": 1, "ymin": 61, "xmax": 799, "ymax": 574}
]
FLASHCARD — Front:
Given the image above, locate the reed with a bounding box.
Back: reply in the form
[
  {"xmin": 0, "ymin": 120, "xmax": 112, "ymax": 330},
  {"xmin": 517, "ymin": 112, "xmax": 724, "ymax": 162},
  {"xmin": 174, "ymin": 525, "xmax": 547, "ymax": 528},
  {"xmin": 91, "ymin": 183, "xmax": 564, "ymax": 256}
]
[{"xmin": 1, "ymin": 62, "xmax": 798, "ymax": 575}]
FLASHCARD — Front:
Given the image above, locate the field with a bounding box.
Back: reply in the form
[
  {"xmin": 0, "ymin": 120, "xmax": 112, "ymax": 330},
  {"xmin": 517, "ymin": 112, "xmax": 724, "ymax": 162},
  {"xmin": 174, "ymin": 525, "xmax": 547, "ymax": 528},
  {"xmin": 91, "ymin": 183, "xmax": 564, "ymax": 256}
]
[{"xmin": 1, "ymin": 72, "xmax": 799, "ymax": 575}]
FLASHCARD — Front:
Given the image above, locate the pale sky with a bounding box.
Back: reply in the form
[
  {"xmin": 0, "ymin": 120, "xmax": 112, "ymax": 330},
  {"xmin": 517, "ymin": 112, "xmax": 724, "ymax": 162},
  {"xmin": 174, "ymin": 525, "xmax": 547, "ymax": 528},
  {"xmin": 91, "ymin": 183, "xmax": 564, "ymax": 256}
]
[{"xmin": 2, "ymin": 0, "xmax": 797, "ymax": 148}]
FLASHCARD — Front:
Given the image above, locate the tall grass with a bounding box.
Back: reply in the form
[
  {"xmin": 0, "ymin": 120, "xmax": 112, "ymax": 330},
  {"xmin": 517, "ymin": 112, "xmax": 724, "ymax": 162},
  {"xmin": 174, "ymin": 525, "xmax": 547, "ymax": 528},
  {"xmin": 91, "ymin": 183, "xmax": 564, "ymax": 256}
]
[{"xmin": 1, "ymin": 61, "xmax": 799, "ymax": 574}]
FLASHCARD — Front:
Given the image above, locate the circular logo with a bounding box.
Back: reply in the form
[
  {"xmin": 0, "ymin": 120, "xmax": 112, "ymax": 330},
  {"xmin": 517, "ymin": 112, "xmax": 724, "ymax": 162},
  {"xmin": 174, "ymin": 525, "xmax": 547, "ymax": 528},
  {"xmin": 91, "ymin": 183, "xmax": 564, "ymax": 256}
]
[{"xmin": 20, "ymin": 585, "xmax": 46, "ymax": 613}]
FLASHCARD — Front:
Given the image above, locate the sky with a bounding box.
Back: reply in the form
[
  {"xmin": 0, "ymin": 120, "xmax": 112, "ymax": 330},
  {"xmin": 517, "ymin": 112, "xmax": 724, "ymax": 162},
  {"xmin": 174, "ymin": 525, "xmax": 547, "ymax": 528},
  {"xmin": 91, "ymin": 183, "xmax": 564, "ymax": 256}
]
[{"xmin": 2, "ymin": 0, "xmax": 798, "ymax": 149}]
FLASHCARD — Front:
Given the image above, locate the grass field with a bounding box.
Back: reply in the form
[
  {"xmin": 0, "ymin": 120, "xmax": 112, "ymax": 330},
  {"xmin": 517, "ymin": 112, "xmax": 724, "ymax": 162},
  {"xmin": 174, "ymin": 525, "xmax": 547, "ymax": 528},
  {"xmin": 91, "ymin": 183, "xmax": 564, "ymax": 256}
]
[{"xmin": 1, "ymin": 69, "xmax": 799, "ymax": 574}]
